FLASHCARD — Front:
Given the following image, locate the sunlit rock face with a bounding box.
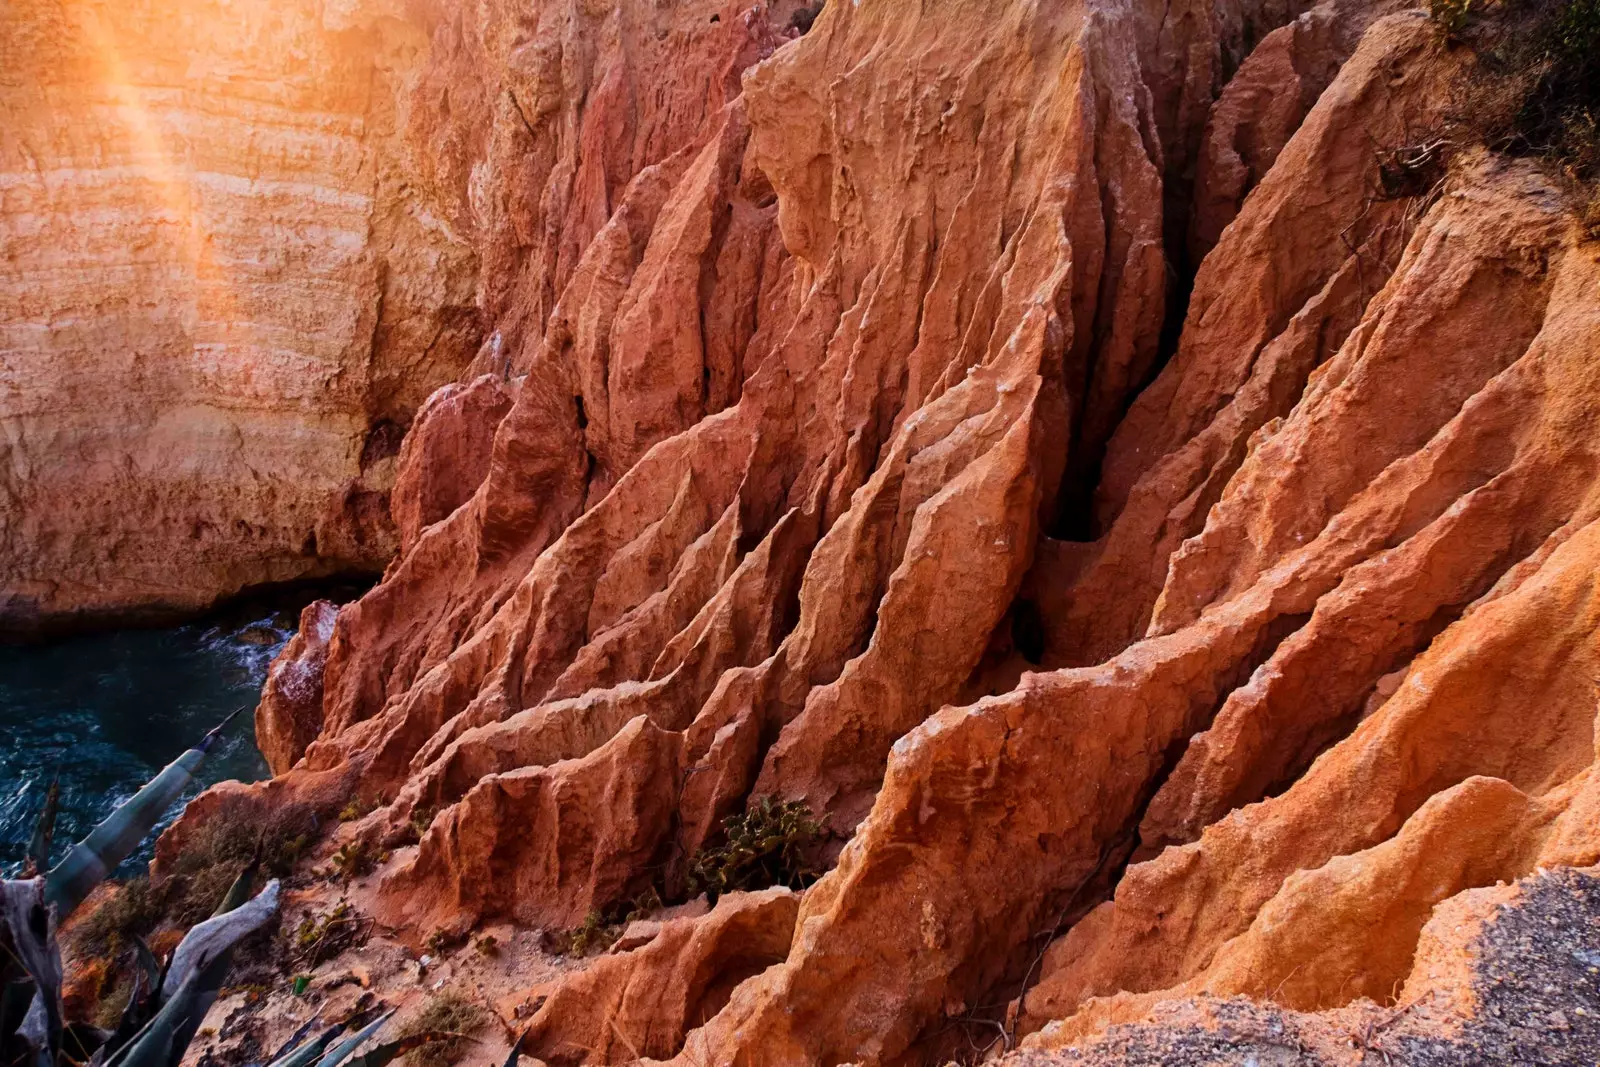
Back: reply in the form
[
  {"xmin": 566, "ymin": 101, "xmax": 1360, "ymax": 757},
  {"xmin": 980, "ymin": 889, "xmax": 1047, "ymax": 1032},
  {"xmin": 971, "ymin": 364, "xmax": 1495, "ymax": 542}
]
[
  {"xmin": 43, "ymin": 0, "xmax": 1600, "ymax": 1060},
  {"xmin": 0, "ymin": 0, "xmax": 480, "ymax": 630}
]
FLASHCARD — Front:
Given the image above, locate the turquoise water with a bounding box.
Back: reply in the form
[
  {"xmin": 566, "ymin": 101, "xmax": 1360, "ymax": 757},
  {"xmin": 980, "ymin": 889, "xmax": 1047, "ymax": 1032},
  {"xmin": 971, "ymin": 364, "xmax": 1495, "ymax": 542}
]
[{"xmin": 0, "ymin": 608, "xmax": 297, "ymax": 878}]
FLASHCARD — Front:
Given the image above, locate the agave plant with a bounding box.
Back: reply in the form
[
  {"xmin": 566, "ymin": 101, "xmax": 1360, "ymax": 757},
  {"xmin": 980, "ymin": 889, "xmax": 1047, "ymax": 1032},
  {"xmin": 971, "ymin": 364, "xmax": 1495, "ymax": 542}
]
[
  {"xmin": 251, "ymin": 1009, "xmax": 469, "ymax": 1067},
  {"xmin": 1, "ymin": 708, "xmax": 467, "ymax": 1067},
  {"xmin": 0, "ymin": 709, "xmax": 276, "ymax": 1067},
  {"xmin": 23, "ymin": 775, "xmax": 60, "ymax": 879},
  {"xmin": 46, "ymin": 706, "xmax": 247, "ymax": 920}
]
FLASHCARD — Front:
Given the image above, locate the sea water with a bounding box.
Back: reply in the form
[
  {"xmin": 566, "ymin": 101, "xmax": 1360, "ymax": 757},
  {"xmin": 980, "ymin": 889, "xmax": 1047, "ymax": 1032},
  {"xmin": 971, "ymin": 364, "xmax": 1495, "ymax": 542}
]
[{"xmin": 0, "ymin": 610, "xmax": 294, "ymax": 878}]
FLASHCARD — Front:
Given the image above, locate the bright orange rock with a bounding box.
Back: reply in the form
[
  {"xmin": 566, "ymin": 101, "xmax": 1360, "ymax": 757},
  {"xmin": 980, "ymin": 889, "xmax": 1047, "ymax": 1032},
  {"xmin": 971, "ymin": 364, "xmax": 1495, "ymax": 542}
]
[{"xmin": 71, "ymin": 0, "xmax": 1600, "ymax": 1061}]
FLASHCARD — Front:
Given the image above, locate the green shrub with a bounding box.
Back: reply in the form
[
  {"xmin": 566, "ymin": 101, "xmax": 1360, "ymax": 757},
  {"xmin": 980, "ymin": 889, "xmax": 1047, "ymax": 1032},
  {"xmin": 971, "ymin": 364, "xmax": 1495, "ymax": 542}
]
[
  {"xmin": 685, "ymin": 797, "xmax": 826, "ymax": 902},
  {"xmin": 1429, "ymin": 0, "xmax": 1477, "ymax": 38},
  {"xmin": 158, "ymin": 801, "xmax": 314, "ymax": 928},
  {"xmin": 561, "ymin": 910, "xmax": 619, "ymax": 957}
]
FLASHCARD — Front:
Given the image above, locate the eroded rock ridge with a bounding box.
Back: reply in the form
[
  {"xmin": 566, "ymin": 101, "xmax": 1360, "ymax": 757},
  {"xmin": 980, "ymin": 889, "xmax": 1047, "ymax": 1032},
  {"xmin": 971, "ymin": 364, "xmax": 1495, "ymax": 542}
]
[{"xmin": 35, "ymin": 0, "xmax": 1598, "ymax": 1061}]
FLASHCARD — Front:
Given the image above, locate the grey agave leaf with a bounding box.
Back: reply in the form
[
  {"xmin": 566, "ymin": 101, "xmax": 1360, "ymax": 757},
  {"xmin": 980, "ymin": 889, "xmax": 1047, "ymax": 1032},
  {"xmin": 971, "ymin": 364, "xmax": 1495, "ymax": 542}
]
[
  {"xmin": 1, "ymin": 879, "xmax": 62, "ymax": 1066},
  {"xmin": 262, "ymin": 1015, "xmax": 324, "ymax": 1065},
  {"xmin": 263, "ymin": 1023, "xmax": 344, "ymax": 1067},
  {"xmin": 25, "ymin": 776, "xmax": 59, "ymax": 876},
  {"xmin": 104, "ymin": 970, "xmax": 202, "ymax": 1067},
  {"xmin": 169, "ymin": 866, "xmax": 275, "ymax": 1060},
  {"xmin": 344, "ymin": 1030, "xmax": 466, "ymax": 1067},
  {"xmin": 46, "ymin": 707, "xmax": 245, "ymax": 919},
  {"xmin": 312, "ymin": 1009, "xmax": 393, "ymax": 1067},
  {"xmin": 501, "ymin": 1027, "xmax": 530, "ymax": 1067},
  {"xmin": 161, "ymin": 880, "xmax": 279, "ymax": 1000}
]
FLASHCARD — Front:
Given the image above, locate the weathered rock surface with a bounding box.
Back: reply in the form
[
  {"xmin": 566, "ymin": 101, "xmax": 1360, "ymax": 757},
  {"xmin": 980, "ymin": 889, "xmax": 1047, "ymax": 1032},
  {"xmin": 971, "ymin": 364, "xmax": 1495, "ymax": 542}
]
[
  {"xmin": 0, "ymin": 0, "xmax": 480, "ymax": 630},
  {"xmin": 1007, "ymin": 864, "xmax": 1600, "ymax": 1065},
  {"xmin": 525, "ymin": 888, "xmax": 800, "ymax": 1065},
  {"xmin": 27, "ymin": 0, "xmax": 1595, "ymax": 1061}
]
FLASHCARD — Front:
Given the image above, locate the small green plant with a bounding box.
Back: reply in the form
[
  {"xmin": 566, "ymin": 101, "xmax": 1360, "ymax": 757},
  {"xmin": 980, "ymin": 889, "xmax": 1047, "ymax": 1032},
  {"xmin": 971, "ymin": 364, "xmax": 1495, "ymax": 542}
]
[
  {"xmin": 561, "ymin": 910, "xmax": 619, "ymax": 957},
  {"xmin": 473, "ymin": 934, "xmax": 499, "ymax": 958},
  {"xmin": 400, "ymin": 804, "xmax": 440, "ymax": 846},
  {"xmin": 1582, "ymin": 188, "xmax": 1600, "ymax": 238},
  {"xmin": 91, "ymin": 977, "xmax": 134, "ymax": 1031},
  {"xmin": 339, "ymin": 795, "xmax": 378, "ymax": 822},
  {"xmin": 685, "ymin": 797, "xmax": 827, "ymax": 901},
  {"xmin": 395, "ymin": 991, "xmax": 485, "ymax": 1067},
  {"xmin": 331, "ymin": 838, "xmax": 378, "ymax": 882},
  {"xmin": 424, "ymin": 928, "xmax": 468, "ymax": 956},
  {"xmin": 1429, "ymin": 0, "xmax": 1476, "ymax": 38},
  {"xmin": 622, "ymin": 886, "xmax": 662, "ymax": 924}
]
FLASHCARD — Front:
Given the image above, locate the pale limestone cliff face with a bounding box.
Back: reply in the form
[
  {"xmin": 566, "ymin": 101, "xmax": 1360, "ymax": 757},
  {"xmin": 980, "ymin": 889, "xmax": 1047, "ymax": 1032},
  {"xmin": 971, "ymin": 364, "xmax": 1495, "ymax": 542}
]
[{"xmin": 0, "ymin": 0, "xmax": 480, "ymax": 629}]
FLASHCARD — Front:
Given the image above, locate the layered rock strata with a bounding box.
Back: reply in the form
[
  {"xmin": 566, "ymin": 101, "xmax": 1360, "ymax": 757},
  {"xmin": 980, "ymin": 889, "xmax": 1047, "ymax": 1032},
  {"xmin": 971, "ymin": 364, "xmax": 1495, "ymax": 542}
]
[
  {"xmin": 0, "ymin": 0, "xmax": 480, "ymax": 629},
  {"xmin": 114, "ymin": 0, "xmax": 1600, "ymax": 1062}
]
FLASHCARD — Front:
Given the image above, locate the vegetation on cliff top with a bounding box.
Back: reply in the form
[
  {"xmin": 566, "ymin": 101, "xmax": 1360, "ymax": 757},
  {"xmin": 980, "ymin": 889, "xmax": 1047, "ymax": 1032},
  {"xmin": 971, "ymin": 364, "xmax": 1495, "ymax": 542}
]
[{"xmin": 1430, "ymin": 0, "xmax": 1600, "ymax": 228}]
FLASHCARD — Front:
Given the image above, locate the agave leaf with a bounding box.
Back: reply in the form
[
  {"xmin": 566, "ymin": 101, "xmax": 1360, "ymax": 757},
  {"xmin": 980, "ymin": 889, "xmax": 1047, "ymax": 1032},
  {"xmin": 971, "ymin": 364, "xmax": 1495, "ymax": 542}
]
[
  {"xmin": 311, "ymin": 1009, "xmax": 392, "ymax": 1067},
  {"xmin": 46, "ymin": 707, "xmax": 246, "ymax": 919},
  {"xmin": 18, "ymin": 991, "xmax": 54, "ymax": 1067},
  {"xmin": 167, "ymin": 870, "xmax": 276, "ymax": 1056},
  {"xmin": 264, "ymin": 1023, "xmax": 343, "ymax": 1067},
  {"xmin": 343, "ymin": 1030, "xmax": 466, "ymax": 1067},
  {"xmin": 501, "ymin": 1027, "xmax": 530, "ymax": 1067},
  {"xmin": 1, "ymin": 879, "xmax": 62, "ymax": 1066},
  {"xmin": 214, "ymin": 848, "xmax": 262, "ymax": 918},
  {"xmin": 161, "ymin": 880, "xmax": 279, "ymax": 1000},
  {"xmin": 25, "ymin": 775, "xmax": 60, "ymax": 876},
  {"xmin": 99, "ymin": 967, "xmax": 152, "ymax": 1063},
  {"xmin": 132, "ymin": 936, "xmax": 162, "ymax": 999},
  {"xmin": 263, "ymin": 1016, "xmax": 324, "ymax": 1064},
  {"xmin": 103, "ymin": 970, "xmax": 202, "ymax": 1067},
  {"xmin": 167, "ymin": 950, "xmax": 233, "ymax": 1065},
  {"xmin": 2, "ymin": 975, "xmax": 36, "ymax": 1047}
]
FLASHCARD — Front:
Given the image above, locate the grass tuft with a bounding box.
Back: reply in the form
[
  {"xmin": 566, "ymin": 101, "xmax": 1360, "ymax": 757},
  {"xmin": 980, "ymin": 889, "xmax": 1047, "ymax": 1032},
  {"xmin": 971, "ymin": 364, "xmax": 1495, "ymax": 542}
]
[{"xmin": 395, "ymin": 991, "xmax": 485, "ymax": 1067}]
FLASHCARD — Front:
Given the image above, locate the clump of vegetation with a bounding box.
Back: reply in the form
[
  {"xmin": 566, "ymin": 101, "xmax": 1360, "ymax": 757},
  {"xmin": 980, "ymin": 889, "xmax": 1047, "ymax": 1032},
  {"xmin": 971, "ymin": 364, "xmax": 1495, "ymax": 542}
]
[
  {"xmin": 289, "ymin": 900, "xmax": 371, "ymax": 968},
  {"xmin": 339, "ymin": 795, "xmax": 378, "ymax": 822},
  {"xmin": 68, "ymin": 801, "xmax": 316, "ymax": 956},
  {"xmin": 1430, "ymin": 0, "xmax": 1478, "ymax": 38},
  {"xmin": 424, "ymin": 927, "xmax": 468, "ymax": 956},
  {"xmin": 401, "ymin": 805, "xmax": 440, "ymax": 846},
  {"xmin": 685, "ymin": 797, "xmax": 827, "ymax": 902},
  {"xmin": 69, "ymin": 875, "xmax": 167, "ymax": 956},
  {"xmin": 162, "ymin": 801, "xmax": 316, "ymax": 928},
  {"xmin": 560, "ymin": 910, "xmax": 619, "ymax": 957},
  {"xmin": 549, "ymin": 887, "xmax": 666, "ymax": 957},
  {"xmin": 3, "ymin": 709, "xmax": 305, "ymax": 1067},
  {"xmin": 394, "ymin": 991, "xmax": 485, "ymax": 1067},
  {"xmin": 1428, "ymin": 0, "xmax": 1600, "ymax": 197},
  {"xmin": 330, "ymin": 837, "xmax": 379, "ymax": 883}
]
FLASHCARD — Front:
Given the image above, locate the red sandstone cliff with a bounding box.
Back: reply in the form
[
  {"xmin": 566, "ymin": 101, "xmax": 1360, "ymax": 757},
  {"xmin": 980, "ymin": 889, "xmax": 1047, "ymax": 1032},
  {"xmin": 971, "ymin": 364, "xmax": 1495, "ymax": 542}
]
[{"xmin": 22, "ymin": 0, "xmax": 1600, "ymax": 1061}]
